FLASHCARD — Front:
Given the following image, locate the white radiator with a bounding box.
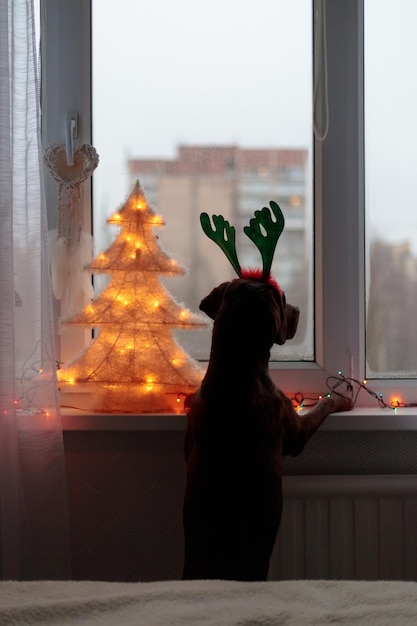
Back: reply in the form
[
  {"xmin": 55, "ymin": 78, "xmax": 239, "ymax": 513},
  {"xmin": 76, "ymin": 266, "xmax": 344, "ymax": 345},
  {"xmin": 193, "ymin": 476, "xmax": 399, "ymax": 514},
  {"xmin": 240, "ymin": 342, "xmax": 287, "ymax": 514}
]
[{"xmin": 269, "ymin": 475, "xmax": 417, "ymax": 581}]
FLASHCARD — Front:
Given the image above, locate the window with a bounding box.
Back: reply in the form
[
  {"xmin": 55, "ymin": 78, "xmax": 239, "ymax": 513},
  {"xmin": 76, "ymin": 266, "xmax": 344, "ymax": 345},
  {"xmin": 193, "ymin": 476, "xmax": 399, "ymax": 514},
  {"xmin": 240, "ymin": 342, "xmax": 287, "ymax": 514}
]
[
  {"xmin": 365, "ymin": 0, "xmax": 417, "ymax": 379},
  {"xmin": 40, "ymin": 0, "xmax": 417, "ymax": 410},
  {"xmin": 91, "ymin": 0, "xmax": 314, "ymax": 363}
]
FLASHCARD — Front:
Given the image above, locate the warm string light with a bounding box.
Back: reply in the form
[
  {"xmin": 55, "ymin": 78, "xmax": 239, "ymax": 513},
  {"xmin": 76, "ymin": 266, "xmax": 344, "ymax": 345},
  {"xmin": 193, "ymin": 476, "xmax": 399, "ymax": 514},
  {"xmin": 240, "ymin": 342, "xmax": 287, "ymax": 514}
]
[
  {"xmin": 4, "ymin": 339, "xmax": 59, "ymax": 416},
  {"xmin": 166, "ymin": 391, "xmax": 195, "ymax": 414},
  {"xmin": 289, "ymin": 371, "xmax": 417, "ymax": 412},
  {"xmin": 7, "ymin": 295, "xmax": 417, "ymax": 417},
  {"xmin": 327, "ymin": 371, "xmax": 387, "ymax": 408},
  {"xmin": 8, "ymin": 355, "xmax": 417, "ymax": 416}
]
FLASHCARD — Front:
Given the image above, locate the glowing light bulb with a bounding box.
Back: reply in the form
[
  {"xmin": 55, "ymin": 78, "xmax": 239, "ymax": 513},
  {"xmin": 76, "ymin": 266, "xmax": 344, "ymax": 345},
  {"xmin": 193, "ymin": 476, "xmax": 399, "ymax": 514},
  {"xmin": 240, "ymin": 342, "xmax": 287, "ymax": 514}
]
[
  {"xmin": 153, "ymin": 300, "xmax": 160, "ymax": 308},
  {"xmin": 180, "ymin": 310, "xmax": 188, "ymax": 320},
  {"xmin": 113, "ymin": 213, "xmax": 121, "ymax": 221},
  {"xmin": 363, "ymin": 379, "xmax": 367, "ymax": 385},
  {"xmin": 99, "ymin": 253, "xmax": 106, "ymax": 261}
]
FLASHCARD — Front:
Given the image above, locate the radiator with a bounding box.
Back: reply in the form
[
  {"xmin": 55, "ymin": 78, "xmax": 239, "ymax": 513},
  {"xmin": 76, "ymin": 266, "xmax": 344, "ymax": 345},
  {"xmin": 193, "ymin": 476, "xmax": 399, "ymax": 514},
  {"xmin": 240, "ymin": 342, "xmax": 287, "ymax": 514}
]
[{"xmin": 269, "ymin": 475, "xmax": 417, "ymax": 581}]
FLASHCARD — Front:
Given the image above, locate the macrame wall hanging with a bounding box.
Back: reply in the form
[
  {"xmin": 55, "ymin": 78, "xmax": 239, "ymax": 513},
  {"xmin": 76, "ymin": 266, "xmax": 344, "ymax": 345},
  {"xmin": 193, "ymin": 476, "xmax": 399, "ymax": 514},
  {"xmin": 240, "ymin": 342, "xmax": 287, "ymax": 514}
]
[{"xmin": 44, "ymin": 142, "xmax": 99, "ymax": 319}]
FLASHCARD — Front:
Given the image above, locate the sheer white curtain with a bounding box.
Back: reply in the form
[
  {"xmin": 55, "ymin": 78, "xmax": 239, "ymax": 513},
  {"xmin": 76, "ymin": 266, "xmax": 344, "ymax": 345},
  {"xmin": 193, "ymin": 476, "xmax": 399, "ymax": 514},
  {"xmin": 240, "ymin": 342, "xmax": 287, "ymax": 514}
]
[{"xmin": 0, "ymin": 0, "xmax": 70, "ymax": 579}]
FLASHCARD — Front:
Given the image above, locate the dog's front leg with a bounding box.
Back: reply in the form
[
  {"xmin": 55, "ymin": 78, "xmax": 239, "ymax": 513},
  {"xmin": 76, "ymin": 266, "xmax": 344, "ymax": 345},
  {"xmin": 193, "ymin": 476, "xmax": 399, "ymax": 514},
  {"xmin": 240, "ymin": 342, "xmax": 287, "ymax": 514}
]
[
  {"xmin": 283, "ymin": 393, "xmax": 353, "ymax": 456},
  {"xmin": 301, "ymin": 393, "xmax": 353, "ymax": 434}
]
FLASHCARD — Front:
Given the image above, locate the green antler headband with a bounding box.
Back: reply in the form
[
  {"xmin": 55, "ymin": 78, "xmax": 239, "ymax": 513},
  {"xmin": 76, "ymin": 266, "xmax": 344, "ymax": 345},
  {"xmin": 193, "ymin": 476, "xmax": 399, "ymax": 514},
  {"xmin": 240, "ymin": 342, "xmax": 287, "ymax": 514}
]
[
  {"xmin": 200, "ymin": 200, "xmax": 285, "ymax": 281},
  {"xmin": 200, "ymin": 212, "xmax": 242, "ymax": 276}
]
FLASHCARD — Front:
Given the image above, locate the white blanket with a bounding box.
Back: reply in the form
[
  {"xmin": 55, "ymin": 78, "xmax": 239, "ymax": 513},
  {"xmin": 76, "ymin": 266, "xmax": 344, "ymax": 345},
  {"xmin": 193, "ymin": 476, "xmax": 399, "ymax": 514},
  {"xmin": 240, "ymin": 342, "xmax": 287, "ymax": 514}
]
[{"xmin": 1, "ymin": 579, "xmax": 417, "ymax": 625}]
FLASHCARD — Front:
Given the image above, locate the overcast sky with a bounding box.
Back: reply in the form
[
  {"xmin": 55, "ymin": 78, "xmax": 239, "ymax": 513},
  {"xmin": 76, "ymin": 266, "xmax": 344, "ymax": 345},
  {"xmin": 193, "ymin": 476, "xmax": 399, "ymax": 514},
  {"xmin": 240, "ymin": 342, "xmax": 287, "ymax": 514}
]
[
  {"xmin": 92, "ymin": 0, "xmax": 312, "ymax": 216},
  {"xmin": 91, "ymin": 0, "xmax": 417, "ymax": 251},
  {"xmin": 364, "ymin": 0, "xmax": 417, "ymax": 248}
]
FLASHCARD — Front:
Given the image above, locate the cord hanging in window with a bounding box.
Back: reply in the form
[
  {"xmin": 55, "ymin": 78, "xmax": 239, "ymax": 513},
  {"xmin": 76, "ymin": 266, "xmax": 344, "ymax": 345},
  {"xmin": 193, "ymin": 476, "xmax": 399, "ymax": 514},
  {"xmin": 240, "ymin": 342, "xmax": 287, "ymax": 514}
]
[{"xmin": 313, "ymin": 0, "xmax": 329, "ymax": 141}]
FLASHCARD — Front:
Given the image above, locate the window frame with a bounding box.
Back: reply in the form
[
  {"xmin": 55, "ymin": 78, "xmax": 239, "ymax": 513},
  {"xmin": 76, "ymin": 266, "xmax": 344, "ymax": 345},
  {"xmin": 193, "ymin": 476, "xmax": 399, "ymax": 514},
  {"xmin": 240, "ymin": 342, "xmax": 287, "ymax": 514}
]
[
  {"xmin": 41, "ymin": 0, "xmax": 92, "ymax": 364},
  {"xmin": 40, "ymin": 0, "xmax": 415, "ymax": 410}
]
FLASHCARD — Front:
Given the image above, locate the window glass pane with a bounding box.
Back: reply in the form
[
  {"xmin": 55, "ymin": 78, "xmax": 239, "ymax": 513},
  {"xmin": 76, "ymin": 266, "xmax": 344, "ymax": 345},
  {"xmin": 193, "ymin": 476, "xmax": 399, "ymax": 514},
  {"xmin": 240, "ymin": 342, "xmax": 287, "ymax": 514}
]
[
  {"xmin": 365, "ymin": 0, "xmax": 417, "ymax": 377},
  {"xmin": 92, "ymin": 0, "xmax": 313, "ymax": 361},
  {"xmin": 34, "ymin": 1, "xmax": 40, "ymax": 45}
]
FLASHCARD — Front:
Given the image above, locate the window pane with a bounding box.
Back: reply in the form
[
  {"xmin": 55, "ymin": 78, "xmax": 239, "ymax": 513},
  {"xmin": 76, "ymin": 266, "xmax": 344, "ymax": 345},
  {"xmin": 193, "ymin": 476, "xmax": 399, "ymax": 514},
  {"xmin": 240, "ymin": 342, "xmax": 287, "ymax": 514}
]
[
  {"xmin": 92, "ymin": 0, "xmax": 313, "ymax": 361},
  {"xmin": 365, "ymin": 0, "xmax": 417, "ymax": 377}
]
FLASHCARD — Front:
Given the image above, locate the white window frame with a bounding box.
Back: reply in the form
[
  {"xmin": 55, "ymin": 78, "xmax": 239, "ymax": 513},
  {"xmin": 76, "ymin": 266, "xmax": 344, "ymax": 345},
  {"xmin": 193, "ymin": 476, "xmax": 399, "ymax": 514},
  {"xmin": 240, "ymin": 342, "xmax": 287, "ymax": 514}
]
[
  {"xmin": 41, "ymin": 0, "xmax": 92, "ymax": 363},
  {"xmin": 40, "ymin": 0, "xmax": 417, "ymax": 414}
]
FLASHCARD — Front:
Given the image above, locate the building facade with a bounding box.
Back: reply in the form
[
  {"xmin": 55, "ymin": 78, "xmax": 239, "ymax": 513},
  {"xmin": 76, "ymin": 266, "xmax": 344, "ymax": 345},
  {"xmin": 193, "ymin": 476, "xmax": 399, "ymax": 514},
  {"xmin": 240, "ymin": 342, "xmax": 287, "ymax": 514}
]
[{"xmin": 127, "ymin": 145, "xmax": 312, "ymax": 359}]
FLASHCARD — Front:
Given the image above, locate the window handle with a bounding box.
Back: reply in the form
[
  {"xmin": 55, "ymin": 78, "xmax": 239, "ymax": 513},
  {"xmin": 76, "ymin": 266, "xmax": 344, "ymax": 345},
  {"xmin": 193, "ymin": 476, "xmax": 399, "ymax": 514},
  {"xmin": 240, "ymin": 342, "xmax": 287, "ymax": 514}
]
[{"xmin": 65, "ymin": 112, "xmax": 78, "ymax": 166}]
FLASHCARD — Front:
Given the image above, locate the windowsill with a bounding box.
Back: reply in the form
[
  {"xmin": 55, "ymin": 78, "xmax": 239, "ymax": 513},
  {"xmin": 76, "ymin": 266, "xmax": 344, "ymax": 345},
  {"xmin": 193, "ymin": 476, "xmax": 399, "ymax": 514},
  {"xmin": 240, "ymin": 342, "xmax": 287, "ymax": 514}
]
[
  {"xmin": 61, "ymin": 408, "xmax": 187, "ymax": 431},
  {"xmin": 60, "ymin": 407, "xmax": 417, "ymax": 431}
]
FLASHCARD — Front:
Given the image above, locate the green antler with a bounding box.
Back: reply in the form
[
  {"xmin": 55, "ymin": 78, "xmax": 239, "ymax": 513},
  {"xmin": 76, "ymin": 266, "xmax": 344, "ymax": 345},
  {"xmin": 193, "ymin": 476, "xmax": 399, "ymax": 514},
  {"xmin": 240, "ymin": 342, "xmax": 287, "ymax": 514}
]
[
  {"xmin": 200, "ymin": 212, "xmax": 242, "ymax": 276},
  {"xmin": 243, "ymin": 201, "xmax": 285, "ymax": 277}
]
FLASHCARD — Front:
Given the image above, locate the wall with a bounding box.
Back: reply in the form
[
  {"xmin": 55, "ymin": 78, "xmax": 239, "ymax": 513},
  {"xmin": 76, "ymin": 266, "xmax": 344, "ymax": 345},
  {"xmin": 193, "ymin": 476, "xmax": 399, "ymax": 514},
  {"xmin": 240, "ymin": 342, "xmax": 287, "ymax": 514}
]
[{"xmin": 63, "ymin": 412, "xmax": 417, "ymax": 582}]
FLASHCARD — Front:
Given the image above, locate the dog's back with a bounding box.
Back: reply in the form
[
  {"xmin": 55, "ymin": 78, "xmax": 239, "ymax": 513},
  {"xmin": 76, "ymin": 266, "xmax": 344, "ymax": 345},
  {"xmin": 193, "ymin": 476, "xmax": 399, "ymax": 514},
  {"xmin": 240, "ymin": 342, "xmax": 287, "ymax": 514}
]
[
  {"xmin": 183, "ymin": 206, "xmax": 354, "ymax": 581},
  {"xmin": 182, "ymin": 279, "xmax": 302, "ymax": 581}
]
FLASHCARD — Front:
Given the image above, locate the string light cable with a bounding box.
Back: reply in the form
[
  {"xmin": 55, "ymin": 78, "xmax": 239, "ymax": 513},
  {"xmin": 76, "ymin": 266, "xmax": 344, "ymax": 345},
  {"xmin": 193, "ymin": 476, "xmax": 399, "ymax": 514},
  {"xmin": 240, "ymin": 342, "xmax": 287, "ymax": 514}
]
[
  {"xmin": 10, "ymin": 351, "xmax": 417, "ymax": 415},
  {"xmin": 290, "ymin": 371, "xmax": 417, "ymax": 413},
  {"xmin": 12, "ymin": 339, "xmax": 57, "ymax": 415}
]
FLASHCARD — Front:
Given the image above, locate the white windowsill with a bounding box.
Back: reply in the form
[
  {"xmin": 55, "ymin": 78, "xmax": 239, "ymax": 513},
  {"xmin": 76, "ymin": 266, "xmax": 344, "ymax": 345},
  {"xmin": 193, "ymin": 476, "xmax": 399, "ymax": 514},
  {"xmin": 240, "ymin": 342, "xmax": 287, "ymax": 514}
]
[{"xmin": 60, "ymin": 407, "xmax": 417, "ymax": 432}]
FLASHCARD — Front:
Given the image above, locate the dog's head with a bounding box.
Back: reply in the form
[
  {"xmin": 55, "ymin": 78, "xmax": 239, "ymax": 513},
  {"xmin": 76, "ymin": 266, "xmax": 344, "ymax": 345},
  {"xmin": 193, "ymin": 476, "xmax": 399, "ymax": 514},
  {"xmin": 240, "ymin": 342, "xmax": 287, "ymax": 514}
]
[{"xmin": 200, "ymin": 278, "xmax": 299, "ymax": 346}]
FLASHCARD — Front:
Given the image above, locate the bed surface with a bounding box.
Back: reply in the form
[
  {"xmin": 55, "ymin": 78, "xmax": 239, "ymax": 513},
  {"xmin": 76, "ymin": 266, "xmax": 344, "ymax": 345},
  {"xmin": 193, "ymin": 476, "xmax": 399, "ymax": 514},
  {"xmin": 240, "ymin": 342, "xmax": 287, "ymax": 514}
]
[{"xmin": 1, "ymin": 579, "xmax": 417, "ymax": 625}]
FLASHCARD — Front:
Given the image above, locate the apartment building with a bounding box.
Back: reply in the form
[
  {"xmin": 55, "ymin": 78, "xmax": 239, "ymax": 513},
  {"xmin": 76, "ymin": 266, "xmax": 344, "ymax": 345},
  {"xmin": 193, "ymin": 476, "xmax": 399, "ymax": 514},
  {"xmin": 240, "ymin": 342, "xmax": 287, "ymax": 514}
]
[{"xmin": 127, "ymin": 145, "xmax": 310, "ymax": 322}]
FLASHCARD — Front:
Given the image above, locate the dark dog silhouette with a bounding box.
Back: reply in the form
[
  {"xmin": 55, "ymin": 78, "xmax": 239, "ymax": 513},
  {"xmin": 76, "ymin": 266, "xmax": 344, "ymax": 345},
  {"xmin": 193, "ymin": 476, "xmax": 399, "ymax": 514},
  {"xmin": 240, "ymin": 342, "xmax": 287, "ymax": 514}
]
[{"xmin": 182, "ymin": 277, "xmax": 353, "ymax": 581}]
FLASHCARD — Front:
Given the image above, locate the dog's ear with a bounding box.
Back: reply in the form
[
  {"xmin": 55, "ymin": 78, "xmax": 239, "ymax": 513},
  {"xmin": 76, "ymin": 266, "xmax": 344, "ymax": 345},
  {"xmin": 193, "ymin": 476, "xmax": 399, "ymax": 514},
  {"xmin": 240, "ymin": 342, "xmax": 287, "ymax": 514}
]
[
  {"xmin": 271, "ymin": 290, "xmax": 287, "ymax": 345},
  {"xmin": 199, "ymin": 281, "xmax": 231, "ymax": 320},
  {"xmin": 273, "ymin": 291, "xmax": 300, "ymax": 345}
]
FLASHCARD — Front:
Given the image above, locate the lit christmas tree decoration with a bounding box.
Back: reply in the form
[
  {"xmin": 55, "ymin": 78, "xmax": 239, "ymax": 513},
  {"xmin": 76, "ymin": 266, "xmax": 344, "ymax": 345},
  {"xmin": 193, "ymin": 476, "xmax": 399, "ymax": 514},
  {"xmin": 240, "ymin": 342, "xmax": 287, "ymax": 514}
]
[{"xmin": 57, "ymin": 180, "xmax": 206, "ymax": 413}]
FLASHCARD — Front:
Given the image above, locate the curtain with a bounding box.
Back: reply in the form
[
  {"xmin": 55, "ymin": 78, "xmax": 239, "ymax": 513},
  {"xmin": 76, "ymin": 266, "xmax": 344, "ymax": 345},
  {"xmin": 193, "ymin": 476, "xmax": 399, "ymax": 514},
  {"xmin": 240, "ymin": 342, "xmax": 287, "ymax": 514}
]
[{"xmin": 0, "ymin": 0, "xmax": 70, "ymax": 579}]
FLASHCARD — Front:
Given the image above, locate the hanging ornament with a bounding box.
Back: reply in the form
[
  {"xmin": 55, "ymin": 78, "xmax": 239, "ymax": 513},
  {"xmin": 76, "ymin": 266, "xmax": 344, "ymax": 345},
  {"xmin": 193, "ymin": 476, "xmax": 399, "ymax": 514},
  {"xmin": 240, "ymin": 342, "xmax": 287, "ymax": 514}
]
[{"xmin": 44, "ymin": 143, "xmax": 99, "ymax": 319}]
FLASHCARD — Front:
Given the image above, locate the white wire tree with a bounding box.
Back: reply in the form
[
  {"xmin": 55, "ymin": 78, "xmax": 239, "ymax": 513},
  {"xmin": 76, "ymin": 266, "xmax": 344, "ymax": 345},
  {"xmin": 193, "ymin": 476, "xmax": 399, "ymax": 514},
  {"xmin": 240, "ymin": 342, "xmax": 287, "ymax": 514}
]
[{"xmin": 58, "ymin": 180, "xmax": 205, "ymax": 413}]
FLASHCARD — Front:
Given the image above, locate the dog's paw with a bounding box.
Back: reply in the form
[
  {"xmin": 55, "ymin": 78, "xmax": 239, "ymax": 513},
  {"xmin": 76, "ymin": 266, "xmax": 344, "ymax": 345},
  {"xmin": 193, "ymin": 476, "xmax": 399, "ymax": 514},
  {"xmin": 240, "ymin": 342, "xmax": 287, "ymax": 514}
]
[{"xmin": 328, "ymin": 394, "xmax": 354, "ymax": 413}]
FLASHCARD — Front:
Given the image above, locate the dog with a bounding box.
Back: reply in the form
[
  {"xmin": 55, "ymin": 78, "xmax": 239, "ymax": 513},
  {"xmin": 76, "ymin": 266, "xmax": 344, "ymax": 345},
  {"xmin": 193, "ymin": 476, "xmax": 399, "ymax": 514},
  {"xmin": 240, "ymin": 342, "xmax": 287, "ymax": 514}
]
[{"xmin": 182, "ymin": 277, "xmax": 353, "ymax": 581}]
